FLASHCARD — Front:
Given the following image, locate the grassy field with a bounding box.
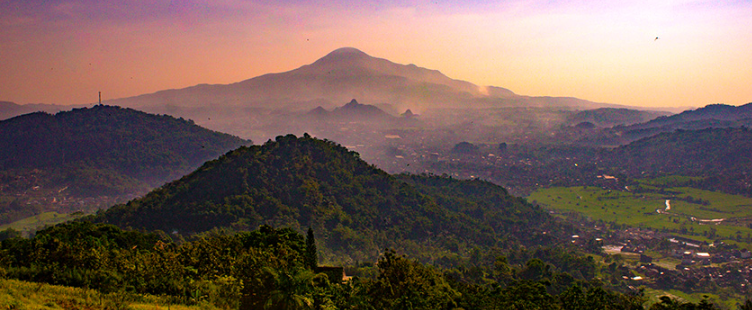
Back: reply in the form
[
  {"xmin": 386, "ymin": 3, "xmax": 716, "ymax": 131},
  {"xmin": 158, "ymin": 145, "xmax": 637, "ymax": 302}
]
[
  {"xmin": 0, "ymin": 277, "xmax": 221, "ymax": 310},
  {"xmin": 641, "ymin": 287, "xmax": 739, "ymax": 310},
  {"xmin": 0, "ymin": 212, "xmax": 84, "ymax": 236},
  {"xmin": 528, "ymin": 184, "xmax": 752, "ymax": 247}
]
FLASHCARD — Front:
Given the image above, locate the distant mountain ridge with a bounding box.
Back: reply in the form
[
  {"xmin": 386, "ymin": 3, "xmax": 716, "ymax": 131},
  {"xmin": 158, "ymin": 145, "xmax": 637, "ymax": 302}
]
[
  {"xmin": 638, "ymin": 103, "xmax": 752, "ymax": 125},
  {"xmin": 566, "ymin": 108, "xmax": 670, "ymax": 127},
  {"xmin": 582, "ymin": 102, "xmax": 752, "ymax": 145},
  {"xmin": 0, "ymin": 101, "xmax": 81, "ymax": 121}
]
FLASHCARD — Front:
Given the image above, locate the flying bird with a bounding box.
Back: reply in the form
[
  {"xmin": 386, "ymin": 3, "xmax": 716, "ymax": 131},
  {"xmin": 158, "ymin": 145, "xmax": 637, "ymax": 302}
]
[{"xmin": 654, "ymin": 37, "xmax": 659, "ymax": 41}]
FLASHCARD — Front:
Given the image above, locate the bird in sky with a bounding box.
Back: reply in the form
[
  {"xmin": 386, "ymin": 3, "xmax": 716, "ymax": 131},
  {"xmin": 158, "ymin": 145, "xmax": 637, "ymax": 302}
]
[{"xmin": 654, "ymin": 36, "xmax": 659, "ymax": 41}]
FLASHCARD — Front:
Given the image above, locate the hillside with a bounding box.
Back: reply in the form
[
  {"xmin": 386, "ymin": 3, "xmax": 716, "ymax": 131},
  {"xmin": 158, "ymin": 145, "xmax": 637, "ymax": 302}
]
[
  {"xmin": 601, "ymin": 127, "xmax": 752, "ymax": 195},
  {"xmin": 96, "ymin": 134, "xmax": 563, "ymax": 262},
  {"xmin": 0, "ymin": 105, "xmax": 248, "ymax": 223},
  {"xmin": 565, "ymin": 107, "xmax": 670, "ymax": 127},
  {"xmin": 610, "ymin": 127, "xmax": 752, "ymax": 173}
]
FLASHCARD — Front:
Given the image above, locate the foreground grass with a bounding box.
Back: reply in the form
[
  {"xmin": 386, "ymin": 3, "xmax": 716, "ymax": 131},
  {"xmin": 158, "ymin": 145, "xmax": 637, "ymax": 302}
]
[{"xmin": 0, "ymin": 278, "xmax": 217, "ymax": 310}]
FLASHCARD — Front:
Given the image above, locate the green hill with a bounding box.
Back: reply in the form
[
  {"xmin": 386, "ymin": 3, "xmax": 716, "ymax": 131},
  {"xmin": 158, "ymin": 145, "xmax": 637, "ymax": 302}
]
[
  {"xmin": 600, "ymin": 127, "xmax": 752, "ymax": 195},
  {"xmin": 0, "ymin": 105, "xmax": 249, "ymax": 223},
  {"xmin": 609, "ymin": 127, "xmax": 751, "ymax": 174},
  {"xmin": 96, "ymin": 134, "xmax": 563, "ymax": 262}
]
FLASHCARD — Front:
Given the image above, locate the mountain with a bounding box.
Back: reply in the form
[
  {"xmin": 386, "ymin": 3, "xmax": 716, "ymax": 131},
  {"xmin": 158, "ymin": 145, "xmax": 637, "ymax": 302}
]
[
  {"xmin": 307, "ymin": 99, "xmax": 394, "ymax": 122},
  {"xmin": 102, "ymin": 48, "xmax": 616, "ymax": 141},
  {"xmin": 107, "ymin": 47, "xmax": 515, "ymax": 111},
  {"xmin": 96, "ymin": 134, "xmax": 563, "ymax": 262},
  {"xmin": 331, "ymin": 99, "xmax": 394, "ymax": 120},
  {"xmin": 0, "ymin": 105, "xmax": 249, "ymax": 223}
]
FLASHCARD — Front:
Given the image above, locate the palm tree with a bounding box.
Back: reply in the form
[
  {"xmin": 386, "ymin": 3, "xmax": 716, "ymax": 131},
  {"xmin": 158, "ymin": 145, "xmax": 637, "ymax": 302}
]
[{"xmin": 261, "ymin": 267, "xmax": 322, "ymax": 310}]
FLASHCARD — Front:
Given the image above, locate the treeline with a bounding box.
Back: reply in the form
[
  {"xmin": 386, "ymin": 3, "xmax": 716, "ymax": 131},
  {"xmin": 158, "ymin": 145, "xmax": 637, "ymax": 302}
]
[
  {"xmin": 0, "ymin": 222, "xmax": 729, "ymax": 309},
  {"xmin": 0, "ymin": 222, "xmax": 305, "ymax": 308}
]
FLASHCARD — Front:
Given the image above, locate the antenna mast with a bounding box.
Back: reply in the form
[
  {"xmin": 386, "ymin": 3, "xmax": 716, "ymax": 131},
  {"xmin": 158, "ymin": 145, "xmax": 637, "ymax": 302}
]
[{"xmin": 99, "ymin": 91, "xmax": 101, "ymax": 105}]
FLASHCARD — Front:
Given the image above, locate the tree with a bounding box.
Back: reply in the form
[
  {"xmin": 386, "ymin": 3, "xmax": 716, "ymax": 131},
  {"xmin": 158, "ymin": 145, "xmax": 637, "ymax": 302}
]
[
  {"xmin": 493, "ymin": 255, "xmax": 514, "ymax": 284},
  {"xmin": 369, "ymin": 250, "xmax": 460, "ymax": 310},
  {"xmin": 305, "ymin": 227, "xmax": 318, "ymax": 270},
  {"xmin": 499, "ymin": 280, "xmax": 555, "ymax": 310},
  {"xmin": 252, "ymin": 267, "xmax": 319, "ymax": 310},
  {"xmin": 740, "ymin": 299, "xmax": 752, "ymax": 310},
  {"xmin": 498, "ymin": 142, "xmax": 508, "ymax": 152},
  {"xmin": 519, "ymin": 258, "xmax": 552, "ymax": 282},
  {"xmin": 0, "ymin": 228, "xmax": 21, "ymax": 241}
]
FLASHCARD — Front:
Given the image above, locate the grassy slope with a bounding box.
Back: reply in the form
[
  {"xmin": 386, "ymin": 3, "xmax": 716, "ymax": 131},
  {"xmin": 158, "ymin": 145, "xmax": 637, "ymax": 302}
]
[
  {"xmin": 0, "ymin": 278, "xmax": 217, "ymax": 310},
  {"xmin": 0, "ymin": 212, "xmax": 84, "ymax": 236}
]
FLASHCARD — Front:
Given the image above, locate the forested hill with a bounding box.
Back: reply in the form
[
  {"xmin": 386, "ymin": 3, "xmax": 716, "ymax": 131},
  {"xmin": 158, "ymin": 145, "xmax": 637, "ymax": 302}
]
[
  {"xmin": 96, "ymin": 134, "xmax": 563, "ymax": 262},
  {"xmin": 0, "ymin": 105, "xmax": 249, "ymax": 196},
  {"xmin": 607, "ymin": 127, "xmax": 752, "ymax": 176}
]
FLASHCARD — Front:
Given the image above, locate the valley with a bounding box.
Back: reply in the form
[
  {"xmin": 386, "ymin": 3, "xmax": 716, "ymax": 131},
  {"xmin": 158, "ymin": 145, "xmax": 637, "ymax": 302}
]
[{"xmin": 528, "ymin": 182, "xmax": 752, "ymax": 307}]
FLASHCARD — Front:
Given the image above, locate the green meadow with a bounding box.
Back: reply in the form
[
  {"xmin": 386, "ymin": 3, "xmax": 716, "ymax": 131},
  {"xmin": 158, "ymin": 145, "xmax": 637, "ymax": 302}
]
[
  {"xmin": 528, "ymin": 183, "xmax": 752, "ymax": 246},
  {"xmin": 0, "ymin": 212, "xmax": 84, "ymax": 236},
  {"xmin": 641, "ymin": 288, "xmax": 736, "ymax": 310}
]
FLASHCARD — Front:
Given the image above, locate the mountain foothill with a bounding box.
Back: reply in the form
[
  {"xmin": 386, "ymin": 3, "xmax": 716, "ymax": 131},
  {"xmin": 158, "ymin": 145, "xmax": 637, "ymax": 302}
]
[{"xmin": 0, "ymin": 105, "xmax": 249, "ymax": 224}]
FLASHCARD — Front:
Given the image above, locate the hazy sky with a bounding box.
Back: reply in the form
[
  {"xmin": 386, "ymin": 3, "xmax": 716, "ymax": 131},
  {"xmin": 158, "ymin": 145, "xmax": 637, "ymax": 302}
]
[{"xmin": 2, "ymin": 0, "xmax": 751, "ymax": 108}]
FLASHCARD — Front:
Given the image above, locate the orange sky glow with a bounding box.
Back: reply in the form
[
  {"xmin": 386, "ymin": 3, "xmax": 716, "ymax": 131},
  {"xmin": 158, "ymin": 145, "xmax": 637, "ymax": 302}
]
[{"xmin": 1, "ymin": 0, "xmax": 750, "ymax": 108}]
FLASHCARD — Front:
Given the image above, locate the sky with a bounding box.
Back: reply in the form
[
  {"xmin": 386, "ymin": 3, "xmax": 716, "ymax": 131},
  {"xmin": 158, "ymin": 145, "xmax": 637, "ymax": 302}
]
[{"xmin": 1, "ymin": 0, "xmax": 751, "ymax": 108}]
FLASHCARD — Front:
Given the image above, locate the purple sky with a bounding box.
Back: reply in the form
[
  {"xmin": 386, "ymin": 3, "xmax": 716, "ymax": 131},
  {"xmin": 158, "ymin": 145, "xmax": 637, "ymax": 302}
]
[{"xmin": 2, "ymin": 0, "xmax": 751, "ymax": 108}]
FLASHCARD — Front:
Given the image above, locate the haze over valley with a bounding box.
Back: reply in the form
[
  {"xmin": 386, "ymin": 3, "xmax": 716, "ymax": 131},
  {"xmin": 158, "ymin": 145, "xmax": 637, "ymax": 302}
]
[{"xmin": 3, "ymin": 0, "xmax": 752, "ymax": 308}]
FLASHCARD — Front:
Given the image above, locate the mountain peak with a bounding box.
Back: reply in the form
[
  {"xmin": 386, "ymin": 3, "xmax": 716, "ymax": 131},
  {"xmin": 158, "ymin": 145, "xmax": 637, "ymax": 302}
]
[
  {"xmin": 313, "ymin": 47, "xmax": 371, "ymax": 64},
  {"xmin": 327, "ymin": 47, "xmax": 368, "ymax": 57},
  {"xmin": 332, "ymin": 99, "xmax": 392, "ymax": 120},
  {"xmin": 344, "ymin": 99, "xmax": 361, "ymax": 107},
  {"xmin": 401, "ymin": 109, "xmax": 417, "ymax": 118}
]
